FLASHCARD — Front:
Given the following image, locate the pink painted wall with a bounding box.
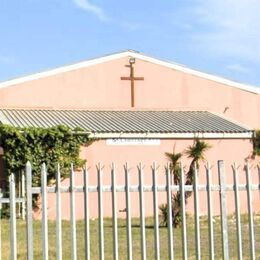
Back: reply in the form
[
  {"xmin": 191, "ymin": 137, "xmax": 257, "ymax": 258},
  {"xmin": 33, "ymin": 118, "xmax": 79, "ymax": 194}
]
[
  {"xmin": 0, "ymin": 56, "xmax": 259, "ymax": 128},
  {"xmin": 0, "ymin": 54, "xmax": 259, "ymax": 218},
  {"xmin": 43, "ymin": 139, "xmax": 260, "ymax": 220}
]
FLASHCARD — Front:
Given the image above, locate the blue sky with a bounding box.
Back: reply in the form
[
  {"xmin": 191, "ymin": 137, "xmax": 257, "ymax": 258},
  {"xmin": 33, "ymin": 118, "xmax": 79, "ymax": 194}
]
[{"xmin": 0, "ymin": 0, "xmax": 259, "ymax": 86}]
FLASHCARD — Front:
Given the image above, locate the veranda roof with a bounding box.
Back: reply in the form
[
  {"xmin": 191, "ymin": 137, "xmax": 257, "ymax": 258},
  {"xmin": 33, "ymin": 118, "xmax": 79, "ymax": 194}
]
[{"xmin": 0, "ymin": 109, "xmax": 252, "ymax": 139}]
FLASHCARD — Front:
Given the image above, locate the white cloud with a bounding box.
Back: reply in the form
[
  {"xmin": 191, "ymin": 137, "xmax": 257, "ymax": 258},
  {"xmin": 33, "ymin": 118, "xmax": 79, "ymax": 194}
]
[
  {"xmin": 73, "ymin": 0, "xmax": 108, "ymax": 21},
  {"xmin": 73, "ymin": 1, "xmax": 143, "ymax": 31},
  {"xmin": 120, "ymin": 21, "xmax": 141, "ymax": 31},
  {"xmin": 186, "ymin": 0, "xmax": 260, "ymax": 63},
  {"xmin": 0, "ymin": 55, "xmax": 15, "ymax": 64},
  {"xmin": 226, "ymin": 63, "xmax": 249, "ymax": 73}
]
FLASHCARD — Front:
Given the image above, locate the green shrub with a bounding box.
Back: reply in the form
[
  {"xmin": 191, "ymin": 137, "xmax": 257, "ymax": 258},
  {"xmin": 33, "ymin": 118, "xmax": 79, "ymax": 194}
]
[{"xmin": 0, "ymin": 124, "xmax": 91, "ymax": 186}]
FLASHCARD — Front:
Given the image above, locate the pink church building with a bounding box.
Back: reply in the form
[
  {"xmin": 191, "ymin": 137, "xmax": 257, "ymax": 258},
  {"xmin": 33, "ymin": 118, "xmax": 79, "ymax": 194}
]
[{"xmin": 0, "ymin": 50, "xmax": 259, "ymax": 218}]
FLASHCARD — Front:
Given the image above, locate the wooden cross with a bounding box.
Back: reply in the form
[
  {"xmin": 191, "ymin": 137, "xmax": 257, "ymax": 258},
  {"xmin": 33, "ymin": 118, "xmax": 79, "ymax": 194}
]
[{"xmin": 121, "ymin": 59, "xmax": 144, "ymax": 107}]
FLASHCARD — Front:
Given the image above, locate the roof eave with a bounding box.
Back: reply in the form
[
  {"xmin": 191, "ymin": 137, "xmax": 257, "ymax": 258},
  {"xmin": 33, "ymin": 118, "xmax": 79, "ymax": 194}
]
[{"xmin": 89, "ymin": 132, "xmax": 253, "ymax": 139}]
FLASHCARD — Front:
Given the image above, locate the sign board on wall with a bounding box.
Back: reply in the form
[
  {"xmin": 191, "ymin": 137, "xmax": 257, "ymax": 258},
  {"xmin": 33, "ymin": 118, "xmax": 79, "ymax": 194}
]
[{"xmin": 106, "ymin": 138, "xmax": 161, "ymax": 146}]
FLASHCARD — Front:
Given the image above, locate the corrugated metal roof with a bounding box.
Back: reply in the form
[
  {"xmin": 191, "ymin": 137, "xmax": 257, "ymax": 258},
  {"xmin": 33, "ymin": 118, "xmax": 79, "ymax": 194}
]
[{"xmin": 0, "ymin": 109, "xmax": 251, "ymax": 134}]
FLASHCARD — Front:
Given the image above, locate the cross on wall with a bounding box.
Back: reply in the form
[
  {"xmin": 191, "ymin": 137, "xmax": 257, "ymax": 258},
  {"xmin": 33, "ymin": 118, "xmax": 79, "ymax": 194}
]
[{"xmin": 121, "ymin": 58, "xmax": 144, "ymax": 107}]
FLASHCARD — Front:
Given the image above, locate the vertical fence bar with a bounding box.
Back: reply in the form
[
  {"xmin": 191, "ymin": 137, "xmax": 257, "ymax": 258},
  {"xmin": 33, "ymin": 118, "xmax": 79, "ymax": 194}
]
[
  {"xmin": 152, "ymin": 163, "xmax": 160, "ymax": 260},
  {"xmin": 232, "ymin": 163, "xmax": 243, "ymax": 260},
  {"xmin": 180, "ymin": 163, "xmax": 187, "ymax": 260},
  {"xmin": 258, "ymin": 165, "xmax": 260, "ymax": 197},
  {"xmin": 18, "ymin": 171, "xmax": 21, "ymax": 218},
  {"xmin": 206, "ymin": 163, "xmax": 214, "ymax": 260},
  {"xmin": 194, "ymin": 165, "xmax": 201, "ymax": 260},
  {"xmin": 258, "ymin": 165, "xmax": 260, "ymax": 200},
  {"xmin": 166, "ymin": 163, "xmax": 174, "ymax": 260},
  {"xmin": 97, "ymin": 163, "xmax": 104, "ymax": 260},
  {"xmin": 218, "ymin": 160, "xmax": 229, "ymax": 260},
  {"xmin": 245, "ymin": 162, "xmax": 256, "ymax": 260},
  {"xmin": 56, "ymin": 164, "xmax": 62, "ymax": 260},
  {"xmin": 111, "ymin": 163, "xmax": 118, "ymax": 260},
  {"xmin": 9, "ymin": 173, "xmax": 17, "ymax": 260},
  {"xmin": 70, "ymin": 164, "xmax": 77, "ymax": 260},
  {"xmin": 0, "ymin": 188, "xmax": 2, "ymax": 260},
  {"xmin": 138, "ymin": 163, "xmax": 146, "ymax": 260},
  {"xmin": 21, "ymin": 171, "xmax": 26, "ymax": 220},
  {"xmin": 125, "ymin": 163, "xmax": 133, "ymax": 260},
  {"xmin": 84, "ymin": 165, "xmax": 90, "ymax": 260},
  {"xmin": 41, "ymin": 163, "xmax": 49, "ymax": 260},
  {"xmin": 26, "ymin": 161, "xmax": 33, "ymax": 260}
]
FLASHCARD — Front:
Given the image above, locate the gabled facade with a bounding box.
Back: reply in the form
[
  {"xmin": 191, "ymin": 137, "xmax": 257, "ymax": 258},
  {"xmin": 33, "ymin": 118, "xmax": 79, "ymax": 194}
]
[{"xmin": 0, "ymin": 50, "xmax": 259, "ymax": 128}]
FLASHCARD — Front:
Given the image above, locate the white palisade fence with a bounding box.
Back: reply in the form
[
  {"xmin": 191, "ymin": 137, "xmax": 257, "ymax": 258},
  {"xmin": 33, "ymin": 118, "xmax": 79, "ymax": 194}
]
[{"xmin": 0, "ymin": 160, "xmax": 259, "ymax": 259}]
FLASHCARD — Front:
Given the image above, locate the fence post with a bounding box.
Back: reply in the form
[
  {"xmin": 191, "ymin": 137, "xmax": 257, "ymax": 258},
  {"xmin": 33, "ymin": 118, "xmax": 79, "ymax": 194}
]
[
  {"xmin": 206, "ymin": 163, "xmax": 214, "ymax": 259},
  {"xmin": 138, "ymin": 163, "xmax": 146, "ymax": 260},
  {"xmin": 18, "ymin": 171, "xmax": 21, "ymax": 218},
  {"xmin": 111, "ymin": 163, "xmax": 118, "ymax": 260},
  {"xmin": 180, "ymin": 163, "xmax": 187, "ymax": 260},
  {"xmin": 0, "ymin": 188, "xmax": 2, "ymax": 260},
  {"xmin": 194, "ymin": 165, "xmax": 201, "ymax": 260},
  {"xmin": 125, "ymin": 163, "xmax": 133, "ymax": 260},
  {"xmin": 218, "ymin": 160, "xmax": 229, "ymax": 260},
  {"xmin": 84, "ymin": 164, "xmax": 90, "ymax": 260},
  {"xmin": 56, "ymin": 164, "xmax": 62, "ymax": 260},
  {"xmin": 41, "ymin": 163, "xmax": 49, "ymax": 260},
  {"xmin": 166, "ymin": 163, "xmax": 174, "ymax": 260},
  {"xmin": 26, "ymin": 161, "xmax": 33, "ymax": 260},
  {"xmin": 232, "ymin": 163, "xmax": 243, "ymax": 260},
  {"xmin": 70, "ymin": 164, "xmax": 77, "ymax": 260},
  {"xmin": 245, "ymin": 162, "xmax": 256, "ymax": 260},
  {"xmin": 21, "ymin": 171, "xmax": 26, "ymax": 220},
  {"xmin": 152, "ymin": 163, "xmax": 160, "ymax": 260},
  {"xmin": 97, "ymin": 163, "xmax": 104, "ymax": 260},
  {"xmin": 9, "ymin": 173, "xmax": 17, "ymax": 260}
]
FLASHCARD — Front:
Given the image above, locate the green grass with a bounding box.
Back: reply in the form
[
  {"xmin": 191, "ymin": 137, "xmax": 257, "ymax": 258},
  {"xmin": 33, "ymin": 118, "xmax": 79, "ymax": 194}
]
[{"xmin": 1, "ymin": 214, "xmax": 260, "ymax": 259}]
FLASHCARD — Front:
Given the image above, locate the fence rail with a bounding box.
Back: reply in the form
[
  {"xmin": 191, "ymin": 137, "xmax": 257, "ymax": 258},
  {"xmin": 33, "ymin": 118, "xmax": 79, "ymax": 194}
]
[{"xmin": 0, "ymin": 160, "xmax": 259, "ymax": 259}]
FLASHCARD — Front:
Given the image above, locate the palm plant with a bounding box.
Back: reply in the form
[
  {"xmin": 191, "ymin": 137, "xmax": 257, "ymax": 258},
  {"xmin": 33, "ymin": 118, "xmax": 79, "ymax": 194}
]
[
  {"xmin": 160, "ymin": 148, "xmax": 182, "ymax": 226},
  {"xmin": 183, "ymin": 139, "xmax": 211, "ymax": 222},
  {"xmin": 160, "ymin": 139, "xmax": 211, "ymax": 228},
  {"xmin": 165, "ymin": 149, "xmax": 182, "ymax": 185},
  {"xmin": 185, "ymin": 139, "xmax": 211, "ymax": 186}
]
